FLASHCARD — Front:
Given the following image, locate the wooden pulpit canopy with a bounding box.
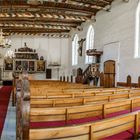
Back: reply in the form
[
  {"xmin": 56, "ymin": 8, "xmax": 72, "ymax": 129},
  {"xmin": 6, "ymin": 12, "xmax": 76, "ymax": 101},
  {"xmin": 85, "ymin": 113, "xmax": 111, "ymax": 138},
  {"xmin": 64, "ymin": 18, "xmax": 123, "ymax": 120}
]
[{"xmin": 86, "ymin": 49, "xmax": 103, "ymax": 56}]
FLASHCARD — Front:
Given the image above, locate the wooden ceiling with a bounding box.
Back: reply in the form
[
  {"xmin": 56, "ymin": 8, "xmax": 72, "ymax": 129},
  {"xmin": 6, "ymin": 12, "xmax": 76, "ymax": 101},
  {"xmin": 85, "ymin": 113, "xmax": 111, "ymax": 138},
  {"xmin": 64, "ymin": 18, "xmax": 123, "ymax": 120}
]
[{"xmin": 0, "ymin": 0, "xmax": 115, "ymax": 37}]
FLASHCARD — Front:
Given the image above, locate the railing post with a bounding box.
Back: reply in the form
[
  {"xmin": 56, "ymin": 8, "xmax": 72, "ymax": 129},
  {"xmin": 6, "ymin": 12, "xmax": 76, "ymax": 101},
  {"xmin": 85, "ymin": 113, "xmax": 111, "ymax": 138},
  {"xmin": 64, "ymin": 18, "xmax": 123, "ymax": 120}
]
[
  {"xmin": 127, "ymin": 75, "xmax": 131, "ymax": 87},
  {"xmin": 67, "ymin": 76, "xmax": 69, "ymax": 82},
  {"xmin": 70, "ymin": 75, "xmax": 73, "ymax": 83},
  {"xmin": 63, "ymin": 76, "xmax": 65, "ymax": 82},
  {"xmin": 138, "ymin": 76, "xmax": 140, "ymax": 87},
  {"xmin": 60, "ymin": 76, "xmax": 62, "ymax": 82}
]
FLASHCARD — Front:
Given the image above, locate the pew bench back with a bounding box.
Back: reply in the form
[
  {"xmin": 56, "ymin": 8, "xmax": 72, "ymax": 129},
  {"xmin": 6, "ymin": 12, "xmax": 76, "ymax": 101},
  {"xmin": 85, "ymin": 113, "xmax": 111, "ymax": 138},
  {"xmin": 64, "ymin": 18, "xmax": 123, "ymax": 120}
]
[
  {"xmin": 30, "ymin": 92, "xmax": 140, "ymax": 107},
  {"xmin": 30, "ymin": 97, "xmax": 140, "ymax": 123},
  {"xmin": 29, "ymin": 111, "xmax": 140, "ymax": 140}
]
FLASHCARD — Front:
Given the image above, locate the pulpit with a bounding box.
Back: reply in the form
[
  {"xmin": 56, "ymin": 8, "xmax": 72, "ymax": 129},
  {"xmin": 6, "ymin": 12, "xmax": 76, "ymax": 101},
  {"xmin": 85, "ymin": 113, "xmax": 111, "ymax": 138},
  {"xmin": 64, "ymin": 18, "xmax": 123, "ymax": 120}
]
[{"xmin": 85, "ymin": 49, "xmax": 103, "ymax": 86}]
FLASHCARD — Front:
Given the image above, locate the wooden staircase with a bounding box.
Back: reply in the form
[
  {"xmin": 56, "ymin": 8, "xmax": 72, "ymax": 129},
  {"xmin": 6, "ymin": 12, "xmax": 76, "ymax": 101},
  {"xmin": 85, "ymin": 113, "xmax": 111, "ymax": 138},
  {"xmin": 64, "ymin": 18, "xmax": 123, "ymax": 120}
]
[
  {"xmin": 76, "ymin": 64, "xmax": 100, "ymax": 85},
  {"xmin": 82, "ymin": 65, "xmax": 92, "ymax": 84}
]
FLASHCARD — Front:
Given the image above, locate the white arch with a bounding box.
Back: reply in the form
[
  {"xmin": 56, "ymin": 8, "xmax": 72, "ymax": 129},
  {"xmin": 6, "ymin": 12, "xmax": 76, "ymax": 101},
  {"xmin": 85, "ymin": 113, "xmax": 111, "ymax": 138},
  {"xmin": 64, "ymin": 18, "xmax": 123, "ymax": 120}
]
[{"xmin": 85, "ymin": 25, "xmax": 94, "ymax": 64}]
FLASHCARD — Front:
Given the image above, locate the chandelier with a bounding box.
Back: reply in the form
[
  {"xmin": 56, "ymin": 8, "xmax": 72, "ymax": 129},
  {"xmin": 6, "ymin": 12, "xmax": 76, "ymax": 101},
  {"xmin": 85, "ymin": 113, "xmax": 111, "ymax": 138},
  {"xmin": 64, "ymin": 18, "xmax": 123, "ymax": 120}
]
[
  {"xmin": 5, "ymin": 49, "xmax": 15, "ymax": 59},
  {"xmin": 0, "ymin": 29, "xmax": 11, "ymax": 48}
]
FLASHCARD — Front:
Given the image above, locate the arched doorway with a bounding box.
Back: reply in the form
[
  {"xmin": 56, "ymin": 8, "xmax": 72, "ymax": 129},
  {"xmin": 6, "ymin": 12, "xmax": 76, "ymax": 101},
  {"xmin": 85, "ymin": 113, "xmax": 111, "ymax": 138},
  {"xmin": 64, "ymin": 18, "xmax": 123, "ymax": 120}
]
[{"xmin": 104, "ymin": 60, "xmax": 115, "ymax": 88}]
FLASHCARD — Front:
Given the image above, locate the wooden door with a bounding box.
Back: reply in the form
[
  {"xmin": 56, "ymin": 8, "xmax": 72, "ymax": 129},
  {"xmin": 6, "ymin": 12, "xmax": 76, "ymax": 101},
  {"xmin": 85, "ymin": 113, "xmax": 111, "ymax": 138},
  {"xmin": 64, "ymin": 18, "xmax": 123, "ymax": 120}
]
[
  {"xmin": 104, "ymin": 60, "xmax": 115, "ymax": 88},
  {"xmin": 46, "ymin": 69, "xmax": 52, "ymax": 79}
]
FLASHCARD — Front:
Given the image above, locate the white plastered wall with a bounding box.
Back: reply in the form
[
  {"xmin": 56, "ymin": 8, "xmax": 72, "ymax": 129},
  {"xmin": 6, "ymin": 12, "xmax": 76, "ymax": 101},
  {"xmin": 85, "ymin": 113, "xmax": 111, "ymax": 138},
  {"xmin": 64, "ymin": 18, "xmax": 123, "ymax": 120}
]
[
  {"xmin": 0, "ymin": 35, "xmax": 69, "ymax": 80},
  {"xmin": 68, "ymin": 0, "xmax": 140, "ymax": 83}
]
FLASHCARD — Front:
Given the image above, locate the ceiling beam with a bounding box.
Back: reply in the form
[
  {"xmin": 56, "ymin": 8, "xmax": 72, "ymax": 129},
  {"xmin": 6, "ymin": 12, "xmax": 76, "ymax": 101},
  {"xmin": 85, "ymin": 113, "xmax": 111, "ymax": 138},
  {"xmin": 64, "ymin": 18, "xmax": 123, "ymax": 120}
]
[
  {"xmin": 0, "ymin": 17, "xmax": 85, "ymax": 24},
  {"xmin": 0, "ymin": 2, "xmax": 98, "ymax": 15},
  {"xmin": 0, "ymin": 0, "xmax": 115, "ymax": 34},
  {"xmin": 0, "ymin": 7, "xmax": 92, "ymax": 17},
  {"xmin": 69, "ymin": 0, "xmax": 110, "ymax": 5},
  {"xmin": 0, "ymin": 21, "xmax": 78, "ymax": 28},
  {"xmin": 0, "ymin": 24, "xmax": 71, "ymax": 31},
  {"xmin": 3, "ymin": 29, "xmax": 70, "ymax": 33}
]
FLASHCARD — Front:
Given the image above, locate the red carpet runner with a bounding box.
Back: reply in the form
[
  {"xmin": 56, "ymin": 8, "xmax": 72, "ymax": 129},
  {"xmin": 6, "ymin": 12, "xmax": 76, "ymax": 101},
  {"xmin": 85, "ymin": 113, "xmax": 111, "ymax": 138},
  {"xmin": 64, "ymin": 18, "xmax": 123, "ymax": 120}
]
[{"xmin": 0, "ymin": 86, "xmax": 12, "ymax": 138}]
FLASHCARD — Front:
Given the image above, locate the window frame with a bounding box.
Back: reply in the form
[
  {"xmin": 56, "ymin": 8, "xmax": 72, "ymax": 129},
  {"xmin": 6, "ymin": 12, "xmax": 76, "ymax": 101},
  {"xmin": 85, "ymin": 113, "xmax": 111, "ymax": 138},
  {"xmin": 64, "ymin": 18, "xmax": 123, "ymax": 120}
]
[
  {"xmin": 72, "ymin": 34, "xmax": 79, "ymax": 66},
  {"xmin": 85, "ymin": 25, "xmax": 94, "ymax": 64},
  {"xmin": 134, "ymin": 1, "xmax": 140, "ymax": 58}
]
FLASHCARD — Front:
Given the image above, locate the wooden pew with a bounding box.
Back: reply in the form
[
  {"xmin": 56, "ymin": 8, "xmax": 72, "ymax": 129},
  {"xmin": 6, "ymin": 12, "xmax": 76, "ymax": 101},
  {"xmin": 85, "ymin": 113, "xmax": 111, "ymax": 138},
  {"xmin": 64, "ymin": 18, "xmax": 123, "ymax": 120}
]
[
  {"xmin": 31, "ymin": 92, "xmax": 140, "ymax": 107},
  {"xmin": 16, "ymin": 79, "xmax": 140, "ymax": 140},
  {"xmin": 30, "ymin": 86, "xmax": 140, "ymax": 98},
  {"xmin": 15, "ymin": 78, "xmax": 135, "ymax": 107},
  {"xmin": 30, "ymin": 80, "xmax": 92, "ymax": 89},
  {"xmin": 30, "ymin": 97, "xmax": 140, "ymax": 123},
  {"xmin": 15, "ymin": 79, "xmax": 97, "ymax": 106},
  {"xmin": 18, "ymin": 92, "xmax": 140, "ymax": 140},
  {"xmin": 30, "ymin": 89, "xmax": 140, "ymax": 99},
  {"xmin": 30, "ymin": 80, "xmax": 134, "ymax": 91},
  {"xmin": 29, "ymin": 111, "xmax": 140, "ymax": 140}
]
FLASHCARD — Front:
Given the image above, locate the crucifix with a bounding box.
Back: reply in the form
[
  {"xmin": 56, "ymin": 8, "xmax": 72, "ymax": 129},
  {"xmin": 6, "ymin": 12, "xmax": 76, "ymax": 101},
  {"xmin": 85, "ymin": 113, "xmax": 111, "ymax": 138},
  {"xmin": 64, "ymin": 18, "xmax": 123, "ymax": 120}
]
[{"xmin": 78, "ymin": 38, "xmax": 86, "ymax": 56}]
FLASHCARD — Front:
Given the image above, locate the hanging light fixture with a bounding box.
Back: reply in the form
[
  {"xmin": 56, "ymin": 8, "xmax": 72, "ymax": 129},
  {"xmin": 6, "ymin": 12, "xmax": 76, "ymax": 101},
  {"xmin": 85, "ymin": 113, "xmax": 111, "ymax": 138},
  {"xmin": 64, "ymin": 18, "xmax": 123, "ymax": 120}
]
[
  {"xmin": 0, "ymin": 29, "xmax": 11, "ymax": 48},
  {"xmin": 5, "ymin": 49, "xmax": 15, "ymax": 59},
  {"xmin": 0, "ymin": 29, "xmax": 5, "ymax": 47}
]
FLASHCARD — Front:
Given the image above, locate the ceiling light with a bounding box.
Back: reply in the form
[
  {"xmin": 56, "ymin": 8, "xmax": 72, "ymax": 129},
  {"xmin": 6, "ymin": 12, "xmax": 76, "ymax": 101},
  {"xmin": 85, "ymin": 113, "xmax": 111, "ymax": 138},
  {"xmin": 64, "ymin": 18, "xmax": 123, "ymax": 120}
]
[{"xmin": 0, "ymin": 29, "xmax": 12, "ymax": 48}]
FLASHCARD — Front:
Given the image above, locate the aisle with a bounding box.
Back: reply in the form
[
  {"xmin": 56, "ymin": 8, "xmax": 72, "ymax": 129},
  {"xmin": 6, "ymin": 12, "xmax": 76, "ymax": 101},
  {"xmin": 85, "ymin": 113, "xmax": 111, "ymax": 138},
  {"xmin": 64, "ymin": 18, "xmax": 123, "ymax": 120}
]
[
  {"xmin": 1, "ymin": 96, "xmax": 16, "ymax": 140},
  {"xmin": 0, "ymin": 86, "xmax": 12, "ymax": 138},
  {"xmin": 0, "ymin": 86, "xmax": 15, "ymax": 140}
]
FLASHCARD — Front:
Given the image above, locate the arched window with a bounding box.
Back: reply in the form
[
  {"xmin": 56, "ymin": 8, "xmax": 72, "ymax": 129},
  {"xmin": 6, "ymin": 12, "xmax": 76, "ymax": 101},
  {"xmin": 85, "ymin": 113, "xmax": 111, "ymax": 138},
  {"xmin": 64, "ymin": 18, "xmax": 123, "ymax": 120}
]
[
  {"xmin": 85, "ymin": 25, "xmax": 94, "ymax": 64},
  {"xmin": 135, "ymin": 1, "xmax": 140, "ymax": 58},
  {"xmin": 72, "ymin": 34, "xmax": 79, "ymax": 65}
]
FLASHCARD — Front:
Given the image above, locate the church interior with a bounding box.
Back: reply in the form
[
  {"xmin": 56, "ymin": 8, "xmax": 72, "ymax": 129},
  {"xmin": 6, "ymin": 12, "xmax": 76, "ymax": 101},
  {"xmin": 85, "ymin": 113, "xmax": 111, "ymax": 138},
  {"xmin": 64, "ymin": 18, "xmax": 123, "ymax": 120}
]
[{"xmin": 1, "ymin": 0, "xmax": 140, "ymax": 140}]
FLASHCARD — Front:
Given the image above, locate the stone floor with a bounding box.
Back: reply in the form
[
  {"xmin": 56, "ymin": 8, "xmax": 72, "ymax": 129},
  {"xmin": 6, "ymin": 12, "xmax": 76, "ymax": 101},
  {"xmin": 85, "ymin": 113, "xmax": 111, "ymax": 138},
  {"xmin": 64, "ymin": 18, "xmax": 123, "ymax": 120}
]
[{"xmin": 1, "ymin": 95, "xmax": 16, "ymax": 140}]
